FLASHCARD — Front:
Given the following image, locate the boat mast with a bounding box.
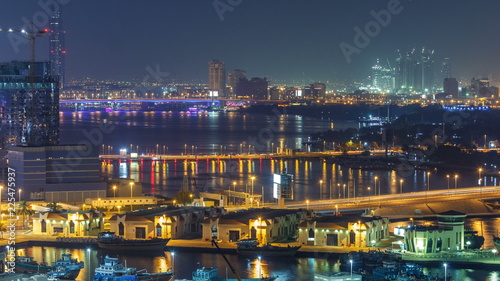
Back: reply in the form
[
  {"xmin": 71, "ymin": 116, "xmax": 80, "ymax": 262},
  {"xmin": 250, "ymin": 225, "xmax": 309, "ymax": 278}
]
[{"xmin": 211, "ymin": 239, "xmax": 242, "ymax": 281}]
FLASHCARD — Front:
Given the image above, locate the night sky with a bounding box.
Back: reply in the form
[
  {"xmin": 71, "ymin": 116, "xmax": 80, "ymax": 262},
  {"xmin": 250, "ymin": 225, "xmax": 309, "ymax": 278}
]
[{"xmin": 0, "ymin": 0, "xmax": 499, "ymax": 85}]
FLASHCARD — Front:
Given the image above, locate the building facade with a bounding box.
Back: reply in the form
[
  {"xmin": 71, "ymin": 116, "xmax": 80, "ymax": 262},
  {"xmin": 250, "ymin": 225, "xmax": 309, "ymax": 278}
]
[
  {"xmin": 208, "ymin": 60, "xmax": 226, "ymax": 97},
  {"xmin": 228, "ymin": 69, "xmax": 246, "ymax": 95},
  {"xmin": 108, "ymin": 207, "xmax": 222, "ymax": 239},
  {"xmin": 404, "ymin": 210, "xmax": 466, "ymax": 254},
  {"xmin": 32, "ymin": 210, "xmax": 104, "ymax": 236},
  {"xmin": 202, "ymin": 208, "xmax": 306, "ymax": 243},
  {"xmin": 0, "ymin": 61, "xmax": 59, "ymax": 147},
  {"xmin": 235, "ymin": 77, "xmax": 268, "ymax": 100},
  {"xmin": 298, "ymin": 215, "xmax": 389, "ymax": 247},
  {"xmin": 443, "ymin": 78, "xmax": 459, "ymax": 96},
  {"xmin": 49, "ymin": 11, "xmax": 66, "ymax": 89},
  {"xmin": 7, "ymin": 145, "xmax": 106, "ymax": 200}
]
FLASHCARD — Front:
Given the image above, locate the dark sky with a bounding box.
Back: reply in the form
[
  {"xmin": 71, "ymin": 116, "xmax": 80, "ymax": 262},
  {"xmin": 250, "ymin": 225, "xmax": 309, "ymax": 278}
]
[{"xmin": 0, "ymin": 0, "xmax": 499, "ymax": 85}]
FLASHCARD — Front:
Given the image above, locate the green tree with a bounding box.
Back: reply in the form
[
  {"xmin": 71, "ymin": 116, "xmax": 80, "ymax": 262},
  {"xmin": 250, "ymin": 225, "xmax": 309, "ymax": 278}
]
[
  {"xmin": 173, "ymin": 190, "xmax": 194, "ymax": 206},
  {"xmin": 17, "ymin": 201, "xmax": 33, "ymax": 228},
  {"xmin": 46, "ymin": 201, "xmax": 62, "ymax": 212}
]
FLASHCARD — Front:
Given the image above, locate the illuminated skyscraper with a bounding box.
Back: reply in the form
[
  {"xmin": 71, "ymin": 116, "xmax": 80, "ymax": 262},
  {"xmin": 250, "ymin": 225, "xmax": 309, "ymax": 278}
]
[
  {"xmin": 395, "ymin": 48, "xmax": 435, "ymax": 93},
  {"xmin": 208, "ymin": 60, "xmax": 226, "ymax": 97},
  {"xmin": 372, "ymin": 59, "xmax": 395, "ymax": 93},
  {"xmin": 50, "ymin": 11, "xmax": 66, "ymax": 88}
]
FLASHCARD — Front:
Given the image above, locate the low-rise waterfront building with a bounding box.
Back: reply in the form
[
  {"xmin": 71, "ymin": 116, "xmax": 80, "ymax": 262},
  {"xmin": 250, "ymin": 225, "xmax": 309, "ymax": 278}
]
[
  {"xmin": 202, "ymin": 208, "xmax": 306, "ymax": 243},
  {"xmin": 108, "ymin": 206, "xmax": 223, "ymax": 239},
  {"xmin": 298, "ymin": 215, "xmax": 389, "ymax": 247},
  {"xmin": 85, "ymin": 196, "xmax": 159, "ymax": 211},
  {"xmin": 31, "ymin": 210, "xmax": 104, "ymax": 236},
  {"xmin": 404, "ymin": 210, "xmax": 466, "ymax": 254}
]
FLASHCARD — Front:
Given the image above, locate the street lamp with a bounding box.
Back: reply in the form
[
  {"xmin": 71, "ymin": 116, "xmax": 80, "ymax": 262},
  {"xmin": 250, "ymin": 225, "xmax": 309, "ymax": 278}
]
[
  {"xmin": 306, "ymin": 200, "xmax": 309, "ymax": 210},
  {"xmin": 130, "ymin": 182, "xmax": 134, "ymax": 211},
  {"xmin": 443, "ymin": 263, "xmax": 447, "ymax": 280},
  {"xmin": 335, "ymin": 204, "xmax": 338, "ymax": 216},
  {"xmin": 399, "ymin": 179, "xmax": 403, "ymax": 195},
  {"xmin": 446, "ymin": 175, "xmax": 450, "ymax": 191},
  {"xmin": 87, "ymin": 248, "xmax": 91, "ymax": 281},
  {"xmin": 479, "ymin": 168, "xmax": 483, "ymax": 186},
  {"xmin": 250, "ymin": 176, "xmax": 256, "ymax": 207},
  {"xmin": 367, "ymin": 187, "xmax": 371, "ymax": 205},
  {"xmin": 113, "ymin": 185, "xmax": 117, "ymax": 198},
  {"xmin": 319, "ymin": 180, "xmax": 323, "ymax": 199},
  {"xmin": 374, "ymin": 176, "xmax": 378, "ymax": 197},
  {"xmin": 18, "ymin": 189, "xmax": 22, "ymax": 202},
  {"xmin": 427, "ymin": 172, "xmax": 431, "ymax": 192},
  {"xmin": 454, "ymin": 174, "xmax": 459, "ymax": 194},
  {"xmin": 232, "ymin": 181, "xmax": 237, "ymax": 205}
]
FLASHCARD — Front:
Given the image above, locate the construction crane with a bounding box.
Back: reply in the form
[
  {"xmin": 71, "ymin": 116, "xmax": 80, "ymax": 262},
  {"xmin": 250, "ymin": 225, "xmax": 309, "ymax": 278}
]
[
  {"xmin": 0, "ymin": 23, "xmax": 49, "ymax": 78},
  {"xmin": 0, "ymin": 23, "xmax": 49, "ymax": 145}
]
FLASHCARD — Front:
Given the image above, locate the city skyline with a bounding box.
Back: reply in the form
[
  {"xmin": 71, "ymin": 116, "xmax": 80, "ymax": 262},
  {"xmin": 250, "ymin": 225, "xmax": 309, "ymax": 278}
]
[{"xmin": 0, "ymin": 1, "xmax": 499, "ymax": 85}]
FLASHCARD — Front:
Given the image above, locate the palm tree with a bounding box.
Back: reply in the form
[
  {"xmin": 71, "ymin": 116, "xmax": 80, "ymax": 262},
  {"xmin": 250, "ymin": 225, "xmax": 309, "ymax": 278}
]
[
  {"xmin": 17, "ymin": 201, "xmax": 33, "ymax": 228},
  {"xmin": 46, "ymin": 201, "xmax": 61, "ymax": 212}
]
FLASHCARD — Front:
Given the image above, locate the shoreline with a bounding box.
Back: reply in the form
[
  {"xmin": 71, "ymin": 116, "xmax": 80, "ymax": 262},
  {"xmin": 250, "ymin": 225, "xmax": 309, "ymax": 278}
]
[{"xmin": 7, "ymin": 235, "xmax": 500, "ymax": 267}]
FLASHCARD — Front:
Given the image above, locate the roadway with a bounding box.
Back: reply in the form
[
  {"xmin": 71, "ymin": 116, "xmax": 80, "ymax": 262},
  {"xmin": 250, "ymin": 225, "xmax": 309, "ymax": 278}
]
[
  {"xmin": 99, "ymin": 150, "xmax": 387, "ymax": 161},
  {"xmin": 285, "ymin": 186, "xmax": 500, "ymax": 212}
]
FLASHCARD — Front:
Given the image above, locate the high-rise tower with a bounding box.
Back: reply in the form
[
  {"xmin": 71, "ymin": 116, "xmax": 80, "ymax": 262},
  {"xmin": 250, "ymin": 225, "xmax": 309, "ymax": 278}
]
[
  {"xmin": 208, "ymin": 60, "xmax": 226, "ymax": 97},
  {"xmin": 0, "ymin": 61, "xmax": 59, "ymax": 147},
  {"xmin": 49, "ymin": 11, "xmax": 66, "ymax": 88}
]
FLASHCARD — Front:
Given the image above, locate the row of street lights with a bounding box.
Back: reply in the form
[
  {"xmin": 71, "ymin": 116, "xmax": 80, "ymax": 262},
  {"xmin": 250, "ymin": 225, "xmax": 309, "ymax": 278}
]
[{"xmin": 316, "ymin": 172, "xmax": 468, "ymax": 201}]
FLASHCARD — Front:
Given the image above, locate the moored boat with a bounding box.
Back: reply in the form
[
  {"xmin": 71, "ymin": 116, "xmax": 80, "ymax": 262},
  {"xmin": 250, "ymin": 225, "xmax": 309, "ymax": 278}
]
[
  {"xmin": 15, "ymin": 256, "xmax": 52, "ymax": 274},
  {"xmin": 236, "ymin": 239, "xmax": 300, "ymax": 257},
  {"xmin": 15, "ymin": 254, "xmax": 83, "ymax": 279},
  {"xmin": 93, "ymin": 255, "xmax": 172, "ymax": 281},
  {"xmin": 96, "ymin": 232, "xmax": 169, "ymax": 252}
]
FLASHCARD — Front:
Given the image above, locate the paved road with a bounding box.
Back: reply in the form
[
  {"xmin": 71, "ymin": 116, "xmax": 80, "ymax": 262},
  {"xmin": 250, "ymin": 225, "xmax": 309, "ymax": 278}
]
[{"xmin": 285, "ymin": 186, "xmax": 500, "ymax": 211}]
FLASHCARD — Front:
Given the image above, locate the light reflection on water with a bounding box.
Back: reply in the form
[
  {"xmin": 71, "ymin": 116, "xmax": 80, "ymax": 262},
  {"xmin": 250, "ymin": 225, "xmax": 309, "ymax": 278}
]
[
  {"xmin": 15, "ymin": 246, "xmax": 500, "ymax": 281},
  {"xmin": 101, "ymin": 158, "xmax": 488, "ymax": 202}
]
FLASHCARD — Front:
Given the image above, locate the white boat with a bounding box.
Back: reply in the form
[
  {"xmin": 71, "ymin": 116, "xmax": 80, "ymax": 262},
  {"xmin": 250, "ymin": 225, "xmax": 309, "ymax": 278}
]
[{"xmin": 94, "ymin": 256, "xmax": 173, "ymax": 281}]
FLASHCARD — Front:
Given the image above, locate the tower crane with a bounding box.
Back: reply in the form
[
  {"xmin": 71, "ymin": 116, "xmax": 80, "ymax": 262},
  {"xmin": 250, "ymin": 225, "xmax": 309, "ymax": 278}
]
[
  {"xmin": 0, "ymin": 23, "xmax": 49, "ymax": 145},
  {"xmin": 0, "ymin": 23, "xmax": 48, "ymax": 78}
]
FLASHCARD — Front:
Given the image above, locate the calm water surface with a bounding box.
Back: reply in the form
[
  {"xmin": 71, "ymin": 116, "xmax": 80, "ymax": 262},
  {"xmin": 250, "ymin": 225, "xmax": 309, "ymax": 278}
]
[
  {"xmin": 16, "ymin": 246, "xmax": 500, "ymax": 281},
  {"xmin": 57, "ymin": 111, "xmax": 500, "ymax": 279}
]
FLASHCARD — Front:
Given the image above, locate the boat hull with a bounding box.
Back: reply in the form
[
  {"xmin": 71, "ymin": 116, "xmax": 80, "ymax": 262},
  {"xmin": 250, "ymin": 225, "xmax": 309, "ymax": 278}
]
[
  {"xmin": 236, "ymin": 246, "xmax": 301, "ymax": 257},
  {"xmin": 49, "ymin": 269, "xmax": 81, "ymax": 280},
  {"xmin": 15, "ymin": 263, "xmax": 52, "ymax": 274},
  {"xmin": 137, "ymin": 272, "xmax": 173, "ymax": 281},
  {"xmin": 97, "ymin": 239, "xmax": 169, "ymax": 252}
]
